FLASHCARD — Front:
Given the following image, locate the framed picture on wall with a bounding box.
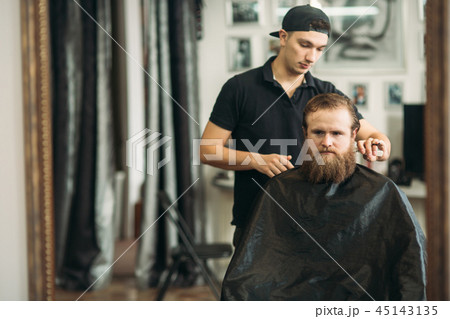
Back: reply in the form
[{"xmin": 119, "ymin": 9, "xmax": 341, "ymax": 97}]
[
  {"xmin": 315, "ymin": 0, "xmax": 404, "ymax": 72},
  {"xmin": 272, "ymin": 0, "xmax": 308, "ymax": 26},
  {"xmin": 385, "ymin": 82, "xmax": 403, "ymax": 109},
  {"xmin": 228, "ymin": 37, "xmax": 252, "ymax": 72},
  {"xmin": 225, "ymin": 0, "xmax": 263, "ymax": 25},
  {"xmin": 349, "ymin": 83, "xmax": 369, "ymax": 109}
]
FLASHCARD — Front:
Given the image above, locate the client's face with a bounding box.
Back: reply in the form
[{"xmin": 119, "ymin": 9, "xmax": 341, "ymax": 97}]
[{"xmin": 302, "ymin": 107, "xmax": 357, "ymax": 184}]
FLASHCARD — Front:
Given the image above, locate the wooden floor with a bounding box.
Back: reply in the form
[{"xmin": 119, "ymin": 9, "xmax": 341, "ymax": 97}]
[
  {"xmin": 54, "ymin": 240, "xmax": 218, "ymax": 301},
  {"xmin": 55, "ymin": 276, "xmax": 216, "ymax": 301}
]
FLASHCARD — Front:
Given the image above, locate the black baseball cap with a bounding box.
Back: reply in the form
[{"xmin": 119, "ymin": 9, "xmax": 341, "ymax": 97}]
[{"xmin": 269, "ymin": 5, "xmax": 330, "ymax": 38}]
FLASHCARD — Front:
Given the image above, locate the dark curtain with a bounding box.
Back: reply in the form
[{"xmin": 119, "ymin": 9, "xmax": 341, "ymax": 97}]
[
  {"xmin": 169, "ymin": 0, "xmax": 204, "ymax": 285},
  {"xmin": 135, "ymin": 0, "xmax": 204, "ymax": 288},
  {"xmin": 51, "ymin": 0, "xmax": 117, "ymax": 290}
]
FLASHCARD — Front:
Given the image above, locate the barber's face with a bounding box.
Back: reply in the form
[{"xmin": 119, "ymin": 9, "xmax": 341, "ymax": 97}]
[
  {"xmin": 304, "ymin": 107, "xmax": 357, "ymax": 158},
  {"xmin": 279, "ymin": 30, "xmax": 328, "ymax": 76}
]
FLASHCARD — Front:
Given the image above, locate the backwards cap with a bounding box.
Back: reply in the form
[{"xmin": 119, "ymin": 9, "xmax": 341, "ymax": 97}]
[{"xmin": 269, "ymin": 5, "xmax": 330, "ymax": 38}]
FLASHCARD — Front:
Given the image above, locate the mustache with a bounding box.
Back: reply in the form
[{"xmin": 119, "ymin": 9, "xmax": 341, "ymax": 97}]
[{"xmin": 319, "ymin": 147, "xmax": 337, "ymax": 154}]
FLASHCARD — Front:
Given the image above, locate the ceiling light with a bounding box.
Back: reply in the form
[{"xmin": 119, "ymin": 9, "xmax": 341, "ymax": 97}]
[{"xmin": 322, "ymin": 6, "xmax": 380, "ymax": 17}]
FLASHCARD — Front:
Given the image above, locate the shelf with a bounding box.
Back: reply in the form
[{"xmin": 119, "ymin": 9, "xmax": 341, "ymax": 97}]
[
  {"xmin": 399, "ymin": 179, "xmax": 426, "ymax": 199},
  {"xmin": 212, "ymin": 177, "xmax": 234, "ymax": 190},
  {"xmin": 211, "ymin": 171, "xmax": 234, "ymax": 190}
]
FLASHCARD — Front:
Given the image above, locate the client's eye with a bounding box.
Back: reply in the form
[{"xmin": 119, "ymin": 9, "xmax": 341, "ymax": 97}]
[{"xmin": 312, "ymin": 130, "xmax": 324, "ymax": 136}]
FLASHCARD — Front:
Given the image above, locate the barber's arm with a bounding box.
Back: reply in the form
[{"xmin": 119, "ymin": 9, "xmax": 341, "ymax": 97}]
[
  {"xmin": 199, "ymin": 121, "xmax": 294, "ymax": 178},
  {"xmin": 356, "ymin": 119, "xmax": 391, "ymax": 162}
]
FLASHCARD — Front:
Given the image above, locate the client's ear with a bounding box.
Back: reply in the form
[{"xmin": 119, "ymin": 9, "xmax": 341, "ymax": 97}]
[
  {"xmin": 303, "ymin": 127, "xmax": 307, "ymax": 137},
  {"xmin": 351, "ymin": 129, "xmax": 357, "ymax": 140}
]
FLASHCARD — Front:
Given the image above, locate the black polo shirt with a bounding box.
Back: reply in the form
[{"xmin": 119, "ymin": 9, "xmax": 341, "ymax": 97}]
[{"xmin": 209, "ymin": 56, "xmax": 363, "ymax": 228}]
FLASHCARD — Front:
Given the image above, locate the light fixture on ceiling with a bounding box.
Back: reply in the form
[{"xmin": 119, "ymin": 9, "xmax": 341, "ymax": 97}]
[{"xmin": 322, "ymin": 6, "xmax": 380, "ymax": 17}]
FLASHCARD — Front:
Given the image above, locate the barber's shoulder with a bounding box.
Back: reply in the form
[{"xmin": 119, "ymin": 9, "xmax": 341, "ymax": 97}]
[
  {"xmin": 307, "ymin": 72, "xmax": 337, "ymax": 93},
  {"xmin": 232, "ymin": 65, "xmax": 264, "ymax": 83},
  {"xmin": 220, "ymin": 66, "xmax": 265, "ymax": 98}
]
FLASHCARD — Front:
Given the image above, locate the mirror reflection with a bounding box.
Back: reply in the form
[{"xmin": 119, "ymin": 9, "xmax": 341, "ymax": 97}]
[{"xmin": 15, "ymin": 0, "xmax": 430, "ymax": 301}]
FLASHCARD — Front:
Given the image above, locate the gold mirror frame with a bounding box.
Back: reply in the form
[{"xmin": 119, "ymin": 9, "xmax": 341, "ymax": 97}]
[
  {"xmin": 21, "ymin": 0, "xmax": 449, "ymax": 301},
  {"xmin": 21, "ymin": 0, "xmax": 55, "ymax": 301}
]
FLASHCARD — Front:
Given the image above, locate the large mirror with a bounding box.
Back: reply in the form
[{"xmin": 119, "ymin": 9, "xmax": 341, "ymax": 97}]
[{"xmin": 21, "ymin": 0, "xmax": 449, "ymax": 300}]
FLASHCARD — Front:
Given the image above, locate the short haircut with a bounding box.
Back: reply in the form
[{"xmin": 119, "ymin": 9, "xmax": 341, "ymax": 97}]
[
  {"xmin": 302, "ymin": 93, "xmax": 361, "ymax": 133},
  {"xmin": 310, "ymin": 19, "xmax": 331, "ymax": 34}
]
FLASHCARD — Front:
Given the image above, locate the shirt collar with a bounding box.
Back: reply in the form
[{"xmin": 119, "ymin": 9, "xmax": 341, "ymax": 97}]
[{"xmin": 262, "ymin": 56, "xmax": 277, "ymax": 83}]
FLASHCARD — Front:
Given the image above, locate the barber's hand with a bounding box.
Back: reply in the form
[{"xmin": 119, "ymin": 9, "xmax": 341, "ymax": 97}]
[
  {"xmin": 357, "ymin": 138, "xmax": 389, "ymax": 162},
  {"xmin": 251, "ymin": 153, "xmax": 294, "ymax": 178}
]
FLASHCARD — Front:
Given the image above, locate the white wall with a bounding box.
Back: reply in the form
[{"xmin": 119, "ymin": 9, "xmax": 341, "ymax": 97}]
[
  {"xmin": 0, "ymin": 0, "xmax": 29, "ymax": 300},
  {"xmin": 198, "ymin": 0, "xmax": 426, "ymax": 257}
]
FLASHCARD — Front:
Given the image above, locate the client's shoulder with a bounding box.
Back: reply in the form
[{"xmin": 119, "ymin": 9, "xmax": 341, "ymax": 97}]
[
  {"xmin": 264, "ymin": 167, "xmax": 306, "ymax": 190},
  {"xmin": 353, "ymin": 164, "xmax": 399, "ymax": 189}
]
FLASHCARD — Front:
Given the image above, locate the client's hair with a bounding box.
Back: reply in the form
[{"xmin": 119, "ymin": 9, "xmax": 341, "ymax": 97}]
[{"xmin": 302, "ymin": 93, "xmax": 360, "ymax": 133}]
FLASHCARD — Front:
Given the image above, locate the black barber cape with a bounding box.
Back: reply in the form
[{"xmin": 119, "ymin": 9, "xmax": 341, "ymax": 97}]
[{"xmin": 221, "ymin": 165, "xmax": 427, "ymax": 301}]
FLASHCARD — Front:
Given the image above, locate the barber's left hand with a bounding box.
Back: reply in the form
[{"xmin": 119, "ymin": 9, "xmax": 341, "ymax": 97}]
[{"xmin": 357, "ymin": 138, "xmax": 389, "ymax": 162}]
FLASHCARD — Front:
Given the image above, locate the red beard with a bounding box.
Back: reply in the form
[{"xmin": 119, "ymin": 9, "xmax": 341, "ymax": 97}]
[{"xmin": 300, "ymin": 146, "xmax": 357, "ymax": 184}]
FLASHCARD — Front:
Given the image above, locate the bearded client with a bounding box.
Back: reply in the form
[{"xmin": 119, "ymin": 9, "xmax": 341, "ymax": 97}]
[{"xmin": 221, "ymin": 93, "xmax": 427, "ymax": 301}]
